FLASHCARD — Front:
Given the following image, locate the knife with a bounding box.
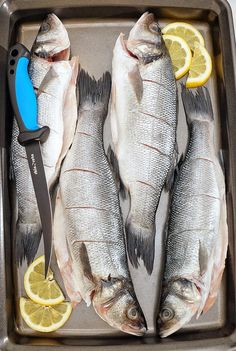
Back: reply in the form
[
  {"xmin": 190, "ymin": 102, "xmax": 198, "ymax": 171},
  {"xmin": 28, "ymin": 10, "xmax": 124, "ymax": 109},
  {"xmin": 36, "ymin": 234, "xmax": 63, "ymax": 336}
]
[{"xmin": 8, "ymin": 43, "xmax": 52, "ymax": 278}]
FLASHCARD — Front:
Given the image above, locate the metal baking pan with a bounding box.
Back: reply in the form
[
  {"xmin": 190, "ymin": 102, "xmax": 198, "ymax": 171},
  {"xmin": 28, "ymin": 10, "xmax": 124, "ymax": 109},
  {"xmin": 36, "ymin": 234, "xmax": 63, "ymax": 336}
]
[{"xmin": 0, "ymin": 0, "xmax": 236, "ymax": 350}]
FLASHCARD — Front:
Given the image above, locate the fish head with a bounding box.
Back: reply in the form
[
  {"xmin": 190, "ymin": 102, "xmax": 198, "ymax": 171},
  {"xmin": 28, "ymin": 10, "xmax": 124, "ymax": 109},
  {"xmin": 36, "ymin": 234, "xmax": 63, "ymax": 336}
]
[
  {"xmin": 158, "ymin": 279, "xmax": 201, "ymax": 338},
  {"xmin": 93, "ymin": 277, "xmax": 147, "ymax": 336},
  {"xmin": 127, "ymin": 12, "xmax": 167, "ymax": 63},
  {"xmin": 32, "ymin": 14, "xmax": 70, "ymax": 61}
]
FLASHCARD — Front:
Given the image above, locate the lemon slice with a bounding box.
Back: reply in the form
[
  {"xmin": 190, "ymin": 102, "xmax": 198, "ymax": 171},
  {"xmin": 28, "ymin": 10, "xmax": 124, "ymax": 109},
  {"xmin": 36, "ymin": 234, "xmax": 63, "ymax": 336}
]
[
  {"xmin": 24, "ymin": 256, "xmax": 64, "ymax": 306},
  {"xmin": 20, "ymin": 297, "xmax": 72, "ymax": 333},
  {"xmin": 186, "ymin": 42, "xmax": 212, "ymax": 88},
  {"xmin": 163, "ymin": 34, "xmax": 192, "ymax": 80},
  {"xmin": 162, "ymin": 22, "xmax": 205, "ymax": 50}
]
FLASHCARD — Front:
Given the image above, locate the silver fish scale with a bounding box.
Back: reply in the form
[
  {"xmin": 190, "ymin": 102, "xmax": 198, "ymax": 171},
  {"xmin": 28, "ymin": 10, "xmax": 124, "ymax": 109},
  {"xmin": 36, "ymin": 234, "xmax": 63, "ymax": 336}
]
[
  {"xmin": 60, "ymin": 108, "xmax": 129, "ymax": 281},
  {"xmin": 30, "ymin": 59, "xmax": 71, "ymax": 172},
  {"xmin": 135, "ymin": 114, "xmax": 175, "ymax": 155},
  {"xmin": 174, "ymin": 160, "xmax": 220, "ymax": 197},
  {"xmin": 127, "ymin": 56, "xmax": 176, "ymax": 226},
  {"xmin": 164, "ymin": 121, "xmax": 222, "ymax": 282},
  {"xmin": 29, "ymin": 58, "xmax": 51, "ymax": 90},
  {"xmin": 165, "ymin": 229, "xmax": 216, "ymax": 280},
  {"xmin": 11, "ymin": 120, "xmax": 39, "ymax": 221},
  {"xmin": 139, "ymin": 58, "xmax": 176, "ymax": 125}
]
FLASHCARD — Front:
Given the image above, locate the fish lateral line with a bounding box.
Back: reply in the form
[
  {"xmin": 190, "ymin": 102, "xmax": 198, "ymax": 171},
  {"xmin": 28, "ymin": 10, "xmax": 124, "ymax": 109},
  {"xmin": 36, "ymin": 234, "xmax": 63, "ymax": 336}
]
[
  {"xmin": 169, "ymin": 228, "xmax": 213, "ymax": 237},
  {"xmin": 180, "ymin": 192, "xmax": 221, "ymax": 201}
]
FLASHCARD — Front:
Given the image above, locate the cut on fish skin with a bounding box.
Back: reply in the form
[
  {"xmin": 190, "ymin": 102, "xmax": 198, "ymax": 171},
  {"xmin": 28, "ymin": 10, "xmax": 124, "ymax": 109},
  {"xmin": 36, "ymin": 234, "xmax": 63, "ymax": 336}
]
[{"xmin": 110, "ymin": 12, "xmax": 177, "ymax": 274}]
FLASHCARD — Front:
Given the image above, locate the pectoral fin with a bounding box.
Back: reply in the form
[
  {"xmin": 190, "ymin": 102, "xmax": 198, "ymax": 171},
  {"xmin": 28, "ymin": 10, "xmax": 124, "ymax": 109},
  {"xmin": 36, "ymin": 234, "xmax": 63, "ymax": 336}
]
[
  {"xmin": 199, "ymin": 242, "xmax": 210, "ymax": 276},
  {"xmin": 107, "ymin": 145, "xmax": 127, "ymax": 199},
  {"xmin": 165, "ymin": 148, "xmax": 181, "ymax": 192},
  {"xmin": 196, "ymin": 239, "xmax": 215, "ymax": 318},
  {"xmin": 202, "ymin": 196, "xmax": 228, "ymax": 314},
  {"xmin": 128, "ymin": 65, "xmax": 143, "ymax": 102},
  {"xmin": 36, "ymin": 65, "xmax": 59, "ymax": 97}
]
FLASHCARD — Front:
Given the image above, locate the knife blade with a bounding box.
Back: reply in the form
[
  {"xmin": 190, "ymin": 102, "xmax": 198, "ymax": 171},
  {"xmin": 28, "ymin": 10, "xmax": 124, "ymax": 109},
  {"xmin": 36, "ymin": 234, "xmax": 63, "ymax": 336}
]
[{"xmin": 8, "ymin": 43, "xmax": 52, "ymax": 278}]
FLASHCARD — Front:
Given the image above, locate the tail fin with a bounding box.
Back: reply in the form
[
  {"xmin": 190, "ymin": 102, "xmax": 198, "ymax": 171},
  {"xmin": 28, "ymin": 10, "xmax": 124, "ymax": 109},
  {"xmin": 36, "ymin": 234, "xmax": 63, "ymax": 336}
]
[
  {"xmin": 126, "ymin": 217, "xmax": 155, "ymax": 275},
  {"xmin": 16, "ymin": 223, "xmax": 41, "ymax": 266},
  {"xmin": 181, "ymin": 86, "xmax": 213, "ymax": 124},
  {"xmin": 78, "ymin": 69, "xmax": 111, "ymax": 114}
]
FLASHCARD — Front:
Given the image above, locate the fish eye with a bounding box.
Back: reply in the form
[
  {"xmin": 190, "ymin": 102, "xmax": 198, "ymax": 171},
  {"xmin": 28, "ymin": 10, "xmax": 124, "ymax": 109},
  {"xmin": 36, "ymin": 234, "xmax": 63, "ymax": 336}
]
[
  {"xmin": 149, "ymin": 22, "xmax": 161, "ymax": 34},
  {"xmin": 127, "ymin": 306, "xmax": 138, "ymax": 320},
  {"xmin": 160, "ymin": 307, "xmax": 175, "ymax": 321},
  {"xmin": 40, "ymin": 22, "xmax": 50, "ymax": 33}
]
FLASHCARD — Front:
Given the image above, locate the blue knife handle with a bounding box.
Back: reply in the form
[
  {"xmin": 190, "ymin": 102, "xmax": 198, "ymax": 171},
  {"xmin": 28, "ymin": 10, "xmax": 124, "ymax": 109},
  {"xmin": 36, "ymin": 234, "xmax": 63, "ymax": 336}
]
[
  {"xmin": 8, "ymin": 43, "xmax": 49, "ymax": 146},
  {"xmin": 15, "ymin": 56, "xmax": 38, "ymax": 130}
]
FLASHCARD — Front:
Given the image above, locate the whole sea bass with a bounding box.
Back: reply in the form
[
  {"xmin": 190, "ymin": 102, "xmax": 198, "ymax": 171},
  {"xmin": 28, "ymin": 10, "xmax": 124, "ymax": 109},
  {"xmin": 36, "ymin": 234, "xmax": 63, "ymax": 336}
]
[
  {"xmin": 110, "ymin": 12, "xmax": 177, "ymax": 274},
  {"xmin": 54, "ymin": 70, "xmax": 147, "ymax": 336},
  {"xmin": 11, "ymin": 14, "xmax": 79, "ymax": 265},
  {"xmin": 158, "ymin": 87, "xmax": 228, "ymax": 338}
]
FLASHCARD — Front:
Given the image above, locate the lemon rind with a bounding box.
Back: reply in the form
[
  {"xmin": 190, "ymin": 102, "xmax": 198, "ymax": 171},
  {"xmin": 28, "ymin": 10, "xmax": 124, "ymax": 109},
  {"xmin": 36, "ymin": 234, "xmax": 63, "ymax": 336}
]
[
  {"xmin": 186, "ymin": 43, "xmax": 212, "ymax": 88},
  {"xmin": 20, "ymin": 297, "xmax": 72, "ymax": 333},
  {"xmin": 24, "ymin": 256, "xmax": 64, "ymax": 306},
  {"xmin": 163, "ymin": 34, "xmax": 192, "ymax": 80},
  {"xmin": 162, "ymin": 22, "xmax": 205, "ymax": 49}
]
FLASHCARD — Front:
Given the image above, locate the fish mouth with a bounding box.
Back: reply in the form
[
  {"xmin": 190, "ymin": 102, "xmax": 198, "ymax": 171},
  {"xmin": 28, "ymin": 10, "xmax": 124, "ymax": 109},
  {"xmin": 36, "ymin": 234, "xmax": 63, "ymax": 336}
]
[
  {"xmin": 157, "ymin": 307, "xmax": 179, "ymax": 338},
  {"xmin": 159, "ymin": 323, "xmax": 181, "ymax": 338},
  {"xmin": 158, "ymin": 309, "xmax": 196, "ymax": 338},
  {"xmin": 118, "ymin": 34, "xmax": 139, "ymax": 60},
  {"xmin": 33, "ymin": 46, "xmax": 70, "ymax": 62},
  {"xmin": 136, "ymin": 12, "xmax": 155, "ymax": 28},
  {"xmin": 118, "ymin": 31, "xmax": 161, "ymax": 62},
  {"xmin": 133, "ymin": 12, "xmax": 161, "ymax": 35},
  {"xmin": 121, "ymin": 322, "xmax": 147, "ymax": 336},
  {"xmin": 50, "ymin": 47, "xmax": 70, "ymax": 61},
  {"xmin": 47, "ymin": 13, "xmax": 62, "ymax": 26},
  {"xmin": 158, "ymin": 315, "xmax": 182, "ymax": 338}
]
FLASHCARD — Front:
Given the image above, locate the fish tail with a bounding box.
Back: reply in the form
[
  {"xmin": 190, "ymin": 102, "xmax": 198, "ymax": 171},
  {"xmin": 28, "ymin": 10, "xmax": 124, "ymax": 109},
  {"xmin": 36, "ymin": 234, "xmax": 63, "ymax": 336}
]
[
  {"xmin": 78, "ymin": 69, "xmax": 111, "ymax": 115},
  {"xmin": 16, "ymin": 223, "xmax": 42, "ymax": 266},
  {"xmin": 181, "ymin": 85, "xmax": 213, "ymax": 124},
  {"xmin": 125, "ymin": 217, "xmax": 155, "ymax": 275}
]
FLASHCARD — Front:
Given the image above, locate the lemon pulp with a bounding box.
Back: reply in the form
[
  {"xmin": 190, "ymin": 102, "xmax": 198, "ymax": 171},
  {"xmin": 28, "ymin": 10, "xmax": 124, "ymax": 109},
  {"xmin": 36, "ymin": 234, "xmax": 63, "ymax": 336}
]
[
  {"xmin": 162, "ymin": 22, "xmax": 205, "ymax": 50},
  {"xmin": 24, "ymin": 256, "xmax": 64, "ymax": 306},
  {"xmin": 186, "ymin": 42, "xmax": 212, "ymax": 88},
  {"xmin": 20, "ymin": 297, "xmax": 72, "ymax": 332},
  {"xmin": 163, "ymin": 34, "xmax": 192, "ymax": 80}
]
